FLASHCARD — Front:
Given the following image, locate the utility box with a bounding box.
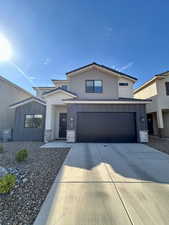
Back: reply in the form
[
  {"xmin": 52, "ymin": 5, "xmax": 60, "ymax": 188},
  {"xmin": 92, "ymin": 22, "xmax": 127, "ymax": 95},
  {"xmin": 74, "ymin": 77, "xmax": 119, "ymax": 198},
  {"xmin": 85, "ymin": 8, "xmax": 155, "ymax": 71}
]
[
  {"xmin": 140, "ymin": 130, "xmax": 148, "ymax": 143},
  {"xmin": 2, "ymin": 128, "xmax": 12, "ymax": 142}
]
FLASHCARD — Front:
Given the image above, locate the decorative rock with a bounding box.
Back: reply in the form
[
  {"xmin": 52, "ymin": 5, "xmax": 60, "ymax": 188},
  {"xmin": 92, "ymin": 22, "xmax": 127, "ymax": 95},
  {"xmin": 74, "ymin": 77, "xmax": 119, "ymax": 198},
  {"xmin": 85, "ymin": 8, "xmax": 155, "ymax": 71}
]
[
  {"xmin": 22, "ymin": 178, "xmax": 28, "ymax": 183},
  {"xmin": 0, "ymin": 142, "xmax": 69, "ymax": 225},
  {"xmin": 0, "ymin": 166, "xmax": 8, "ymax": 177}
]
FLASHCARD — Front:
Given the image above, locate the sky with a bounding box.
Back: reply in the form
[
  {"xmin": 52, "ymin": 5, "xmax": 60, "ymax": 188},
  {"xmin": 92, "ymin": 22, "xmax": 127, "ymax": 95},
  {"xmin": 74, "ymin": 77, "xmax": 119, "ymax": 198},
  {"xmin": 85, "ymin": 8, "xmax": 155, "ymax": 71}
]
[{"xmin": 0, "ymin": 0, "xmax": 169, "ymax": 94}]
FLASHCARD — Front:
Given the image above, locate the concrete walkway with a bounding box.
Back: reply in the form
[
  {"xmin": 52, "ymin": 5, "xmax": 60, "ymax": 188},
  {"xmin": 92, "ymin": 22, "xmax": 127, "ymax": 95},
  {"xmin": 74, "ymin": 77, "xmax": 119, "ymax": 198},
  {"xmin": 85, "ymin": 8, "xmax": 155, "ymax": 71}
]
[
  {"xmin": 34, "ymin": 143, "xmax": 169, "ymax": 225},
  {"xmin": 40, "ymin": 141, "xmax": 73, "ymax": 148}
]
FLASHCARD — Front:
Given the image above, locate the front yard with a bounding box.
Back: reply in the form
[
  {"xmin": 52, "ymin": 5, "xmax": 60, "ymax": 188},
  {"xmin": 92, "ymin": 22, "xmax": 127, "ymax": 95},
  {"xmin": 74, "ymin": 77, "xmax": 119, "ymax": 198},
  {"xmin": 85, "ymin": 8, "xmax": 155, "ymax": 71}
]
[{"xmin": 0, "ymin": 142, "xmax": 69, "ymax": 225}]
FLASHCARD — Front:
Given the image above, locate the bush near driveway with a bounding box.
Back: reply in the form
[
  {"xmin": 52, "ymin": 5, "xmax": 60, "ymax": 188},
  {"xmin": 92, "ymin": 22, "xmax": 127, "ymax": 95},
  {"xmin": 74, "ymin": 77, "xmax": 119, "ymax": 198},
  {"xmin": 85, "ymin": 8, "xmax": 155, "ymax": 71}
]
[
  {"xmin": 16, "ymin": 149, "xmax": 28, "ymax": 162},
  {"xmin": 0, "ymin": 174, "xmax": 16, "ymax": 194}
]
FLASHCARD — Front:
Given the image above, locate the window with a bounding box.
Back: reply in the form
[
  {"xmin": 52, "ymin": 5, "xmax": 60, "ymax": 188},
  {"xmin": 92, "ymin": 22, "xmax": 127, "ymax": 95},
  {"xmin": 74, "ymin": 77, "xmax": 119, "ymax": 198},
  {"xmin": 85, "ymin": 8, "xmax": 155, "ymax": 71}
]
[
  {"xmin": 86, "ymin": 80, "xmax": 103, "ymax": 93},
  {"xmin": 24, "ymin": 114, "xmax": 43, "ymax": 128},
  {"xmin": 61, "ymin": 85, "xmax": 68, "ymax": 90},
  {"xmin": 119, "ymin": 83, "xmax": 128, "ymax": 86},
  {"xmin": 166, "ymin": 82, "xmax": 169, "ymax": 96}
]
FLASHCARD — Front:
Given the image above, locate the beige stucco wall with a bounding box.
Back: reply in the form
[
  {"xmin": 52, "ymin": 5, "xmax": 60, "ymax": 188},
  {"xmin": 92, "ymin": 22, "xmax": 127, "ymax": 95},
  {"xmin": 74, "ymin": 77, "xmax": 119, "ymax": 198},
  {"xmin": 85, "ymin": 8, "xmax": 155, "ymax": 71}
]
[
  {"xmin": 53, "ymin": 81, "xmax": 70, "ymax": 90},
  {"xmin": 156, "ymin": 76, "xmax": 169, "ymax": 96},
  {"xmin": 35, "ymin": 88, "xmax": 55, "ymax": 98},
  {"xmin": 37, "ymin": 69, "xmax": 135, "ymax": 100},
  {"xmin": 134, "ymin": 81, "xmax": 157, "ymax": 99},
  {"xmin": 69, "ymin": 69, "xmax": 119, "ymax": 99},
  {"xmin": 0, "ymin": 78, "xmax": 31, "ymax": 131},
  {"xmin": 118, "ymin": 77, "xmax": 134, "ymax": 98}
]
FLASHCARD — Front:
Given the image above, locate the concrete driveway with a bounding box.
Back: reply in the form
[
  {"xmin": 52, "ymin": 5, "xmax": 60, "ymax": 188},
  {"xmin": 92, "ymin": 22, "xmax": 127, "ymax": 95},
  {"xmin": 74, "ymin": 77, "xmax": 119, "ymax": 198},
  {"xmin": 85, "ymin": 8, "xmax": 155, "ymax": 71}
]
[{"xmin": 34, "ymin": 143, "xmax": 169, "ymax": 225}]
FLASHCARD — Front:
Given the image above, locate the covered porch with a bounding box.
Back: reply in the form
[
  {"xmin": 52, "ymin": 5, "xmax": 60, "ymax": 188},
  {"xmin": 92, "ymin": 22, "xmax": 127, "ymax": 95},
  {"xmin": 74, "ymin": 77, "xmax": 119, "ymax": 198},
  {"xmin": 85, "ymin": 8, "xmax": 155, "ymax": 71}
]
[
  {"xmin": 45, "ymin": 104, "xmax": 67, "ymax": 141},
  {"xmin": 147, "ymin": 108, "xmax": 169, "ymax": 138},
  {"xmin": 42, "ymin": 88, "xmax": 77, "ymax": 143}
]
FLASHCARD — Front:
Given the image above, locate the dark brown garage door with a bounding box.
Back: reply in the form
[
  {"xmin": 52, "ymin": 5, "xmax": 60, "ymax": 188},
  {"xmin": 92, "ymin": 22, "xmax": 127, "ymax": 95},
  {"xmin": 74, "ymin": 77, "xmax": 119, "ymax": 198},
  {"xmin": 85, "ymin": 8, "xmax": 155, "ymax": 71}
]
[{"xmin": 77, "ymin": 112, "xmax": 137, "ymax": 143}]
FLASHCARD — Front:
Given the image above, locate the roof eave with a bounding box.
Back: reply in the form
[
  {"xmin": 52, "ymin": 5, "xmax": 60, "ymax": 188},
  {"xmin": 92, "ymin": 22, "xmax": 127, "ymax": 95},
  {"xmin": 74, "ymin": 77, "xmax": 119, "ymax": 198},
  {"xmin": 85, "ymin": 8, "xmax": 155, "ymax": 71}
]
[
  {"xmin": 10, "ymin": 97, "xmax": 46, "ymax": 109},
  {"xmin": 42, "ymin": 88, "xmax": 77, "ymax": 98},
  {"xmin": 66, "ymin": 63, "xmax": 137, "ymax": 82},
  {"xmin": 63, "ymin": 100, "xmax": 151, "ymax": 104}
]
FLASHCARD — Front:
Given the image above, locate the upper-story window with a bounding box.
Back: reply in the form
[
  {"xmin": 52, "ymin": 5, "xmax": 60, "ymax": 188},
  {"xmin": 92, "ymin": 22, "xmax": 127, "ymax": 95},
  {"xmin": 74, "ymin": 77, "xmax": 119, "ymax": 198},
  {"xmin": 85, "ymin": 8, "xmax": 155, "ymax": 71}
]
[
  {"xmin": 86, "ymin": 80, "xmax": 103, "ymax": 93},
  {"xmin": 119, "ymin": 82, "xmax": 128, "ymax": 86},
  {"xmin": 61, "ymin": 85, "xmax": 68, "ymax": 91},
  {"xmin": 165, "ymin": 82, "xmax": 169, "ymax": 95}
]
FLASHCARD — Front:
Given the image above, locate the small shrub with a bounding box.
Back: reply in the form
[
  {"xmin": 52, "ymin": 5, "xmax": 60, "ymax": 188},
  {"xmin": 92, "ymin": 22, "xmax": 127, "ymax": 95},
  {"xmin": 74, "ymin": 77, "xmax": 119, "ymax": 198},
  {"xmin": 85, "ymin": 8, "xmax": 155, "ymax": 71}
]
[
  {"xmin": 16, "ymin": 149, "xmax": 28, "ymax": 162},
  {"xmin": 0, "ymin": 174, "xmax": 16, "ymax": 194},
  {"xmin": 0, "ymin": 144, "xmax": 3, "ymax": 153}
]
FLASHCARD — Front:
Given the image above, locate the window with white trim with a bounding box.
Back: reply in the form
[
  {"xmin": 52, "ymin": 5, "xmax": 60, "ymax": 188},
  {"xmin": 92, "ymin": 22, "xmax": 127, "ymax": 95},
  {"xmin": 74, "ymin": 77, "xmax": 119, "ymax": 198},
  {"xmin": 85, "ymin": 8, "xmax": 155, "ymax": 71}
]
[
  {"xmin": 85, "ymin": 80, "xmax": 103, "ymax": 93},
  {"xmin": 24, "ymin": 114, "xmax": 43, "ymax": 128}
]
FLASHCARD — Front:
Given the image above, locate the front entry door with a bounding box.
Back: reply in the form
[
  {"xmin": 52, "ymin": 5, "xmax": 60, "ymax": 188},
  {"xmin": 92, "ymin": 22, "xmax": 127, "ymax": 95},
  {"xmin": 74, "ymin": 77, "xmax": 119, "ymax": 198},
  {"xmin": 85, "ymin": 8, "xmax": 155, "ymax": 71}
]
[{"xmin": 59, "ymin": 113, "xmax": 67, "ymax": 138}]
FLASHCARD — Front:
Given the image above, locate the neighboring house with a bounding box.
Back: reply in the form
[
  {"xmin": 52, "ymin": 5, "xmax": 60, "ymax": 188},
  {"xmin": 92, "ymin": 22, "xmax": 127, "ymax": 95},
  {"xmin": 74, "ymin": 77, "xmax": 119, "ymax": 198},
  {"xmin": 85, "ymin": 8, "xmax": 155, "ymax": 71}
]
[
  {"xmin": 10, "ymin": 97, "xmax": 46, "ymax": 141},
  {"xmin": 10, "ymin": 62, "xmax": 150, "ymax": 143},
  {"xmin": 0, "ymin": 76, "xmax": 32, "ymax": 140},
  {"xmin": 134, "ymin": 71, "xmax": 169, "ymax": 138}
]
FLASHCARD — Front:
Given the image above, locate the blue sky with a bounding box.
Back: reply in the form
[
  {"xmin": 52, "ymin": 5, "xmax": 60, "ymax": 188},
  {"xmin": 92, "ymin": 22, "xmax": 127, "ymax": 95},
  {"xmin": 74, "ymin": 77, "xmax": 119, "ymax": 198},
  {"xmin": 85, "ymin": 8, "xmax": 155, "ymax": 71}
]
[{"xmin": 0, "ymin": 0, "xmax": 169, "ymax": 94}]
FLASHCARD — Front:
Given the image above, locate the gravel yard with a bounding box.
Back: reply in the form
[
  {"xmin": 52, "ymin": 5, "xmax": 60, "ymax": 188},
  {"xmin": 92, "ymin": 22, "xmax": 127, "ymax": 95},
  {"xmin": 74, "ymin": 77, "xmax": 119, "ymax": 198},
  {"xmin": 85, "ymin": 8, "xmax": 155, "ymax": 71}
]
[
  {"xmin": 0, "ymin": 142, "xmax": 69, "ymax": 225},
  {"xmin": 147, "ymin": 136, "xmax": 169, "ymax": 155}
]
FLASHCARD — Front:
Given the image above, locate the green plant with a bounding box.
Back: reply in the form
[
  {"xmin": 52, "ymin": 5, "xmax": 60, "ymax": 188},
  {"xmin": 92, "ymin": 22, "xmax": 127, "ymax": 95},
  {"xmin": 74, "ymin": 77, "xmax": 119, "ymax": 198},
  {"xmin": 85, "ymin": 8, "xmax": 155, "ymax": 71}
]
[
  {"xmin": 0, "ymin": 144, "xmax": 3, "ymax": 153},
  {"xmin": 16, "ymin": 149, "xmax": 28, "ymax": 162},
  {"xmin": 0, "ymin": 174, "xmax": 16, "ymax": 194}
]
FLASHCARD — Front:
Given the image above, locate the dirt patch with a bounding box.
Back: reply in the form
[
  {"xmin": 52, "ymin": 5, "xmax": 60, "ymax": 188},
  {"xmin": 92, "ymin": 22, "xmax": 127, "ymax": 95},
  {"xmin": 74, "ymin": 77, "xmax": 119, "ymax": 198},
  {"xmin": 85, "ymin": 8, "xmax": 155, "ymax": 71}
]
[{"xmin": 0, "ymin": 142, "xmax": 69, "ymax": 225}]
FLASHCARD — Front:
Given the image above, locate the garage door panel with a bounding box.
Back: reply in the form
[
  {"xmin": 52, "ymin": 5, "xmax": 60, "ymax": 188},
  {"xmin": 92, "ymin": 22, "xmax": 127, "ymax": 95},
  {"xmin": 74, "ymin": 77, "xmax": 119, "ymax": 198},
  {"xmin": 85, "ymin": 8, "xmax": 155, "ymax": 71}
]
[{"xmin": 77, "ymin": 112, "xmax": 136, "ymax": 143}]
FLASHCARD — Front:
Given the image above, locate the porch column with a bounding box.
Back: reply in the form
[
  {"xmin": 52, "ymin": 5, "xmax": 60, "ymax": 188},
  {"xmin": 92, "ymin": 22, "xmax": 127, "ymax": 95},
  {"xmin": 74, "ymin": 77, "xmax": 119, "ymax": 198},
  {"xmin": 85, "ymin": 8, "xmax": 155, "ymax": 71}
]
[
  {"xmin": 44, "ymin": 104, "xmax": 53, "ymax": 142},
  {"xmin": 157, "ymin": 109, "xmax": 164, "ymax": 137}
]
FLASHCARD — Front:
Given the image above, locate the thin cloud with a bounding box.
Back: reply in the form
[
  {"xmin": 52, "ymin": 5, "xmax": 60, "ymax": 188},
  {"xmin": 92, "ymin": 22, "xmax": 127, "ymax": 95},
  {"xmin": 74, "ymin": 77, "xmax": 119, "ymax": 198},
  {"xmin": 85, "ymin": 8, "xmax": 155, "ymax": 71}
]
[
  {"xmin": 29, "ymin": 76, "xmax": 36, "ymax": 80},
  {"xmin": 112, "ymin": 64, "xmax": 118, "ymax": 70},
  {"xmin": 118, "ymin": 62, "xmax": 134, "ymax": 71},
  {"xmin": 43, "ymin": 57, "xmax": 51, "ymax": 65}
]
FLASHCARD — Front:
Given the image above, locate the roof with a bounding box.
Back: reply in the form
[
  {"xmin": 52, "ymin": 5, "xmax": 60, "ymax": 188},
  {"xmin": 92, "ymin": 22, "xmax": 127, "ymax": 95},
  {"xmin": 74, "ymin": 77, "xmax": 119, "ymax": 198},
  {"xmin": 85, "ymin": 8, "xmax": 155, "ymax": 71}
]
[
  {"xmin": 51, "ymin": 80, "xmax": 69, "ymax": 82},
  {"xmin": 134, "ymin": 70, "xmax": 169, "ymax": 94},
  {"xmin": 63, "ymin": 97, "xmax": 151, "ymax": 104},
  {"xmin": 10, "ymin": 97, "xmax": 46, "ymax": 109},
  {"xmin": 154, "ymin": 70, "xmax": 169, "ymax": 77},
  {"xmin": 42, "ymin": 87, "xmax": 77, "ymax": 97},
  {"xmin": 66, "ymin": 62, "xmax": 137, "ymax": 81},
  {"xmin": 33, "ymin": 87, "xmax": 55, "ymax": 90},
  {"xmin": 0, "ymin": 75, "xmax": 32, "ymax": 96}
]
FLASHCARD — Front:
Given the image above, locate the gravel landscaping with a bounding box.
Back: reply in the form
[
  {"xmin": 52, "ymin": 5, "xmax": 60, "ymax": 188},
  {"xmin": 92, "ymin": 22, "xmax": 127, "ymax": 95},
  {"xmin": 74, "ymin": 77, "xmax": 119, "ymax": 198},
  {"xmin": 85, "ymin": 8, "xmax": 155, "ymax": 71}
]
[
  {"xmin": 147, "ymin": 136, "xmax": 169, "ymax": 155},
  {"xmin": 0, "ymin": 142, "xmax": 69, "ymax": 225}
]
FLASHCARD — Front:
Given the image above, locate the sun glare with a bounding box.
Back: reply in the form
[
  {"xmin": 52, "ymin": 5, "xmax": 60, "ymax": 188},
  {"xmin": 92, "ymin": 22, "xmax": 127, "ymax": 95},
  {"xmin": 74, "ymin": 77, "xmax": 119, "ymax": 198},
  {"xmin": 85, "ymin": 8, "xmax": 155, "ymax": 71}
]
[{"xmin": 0, "ymin": 34, "xmax": 12, "ymax": 61}]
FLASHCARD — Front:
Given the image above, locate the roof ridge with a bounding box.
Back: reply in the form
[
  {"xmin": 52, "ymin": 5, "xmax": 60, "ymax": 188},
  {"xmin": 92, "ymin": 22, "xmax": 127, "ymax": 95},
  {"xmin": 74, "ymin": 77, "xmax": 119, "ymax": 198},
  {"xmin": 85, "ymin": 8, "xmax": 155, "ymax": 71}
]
[{"xmin": 66, "ymin": 62, "xmax": 137, "ymax": 81}]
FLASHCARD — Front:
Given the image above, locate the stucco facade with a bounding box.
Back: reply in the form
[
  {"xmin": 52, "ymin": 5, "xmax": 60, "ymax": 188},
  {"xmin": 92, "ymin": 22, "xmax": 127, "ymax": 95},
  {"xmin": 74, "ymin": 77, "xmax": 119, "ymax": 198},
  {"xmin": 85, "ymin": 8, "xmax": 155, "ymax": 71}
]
[
  {"xmin": 68, "ymin": 69, "xmax": 119, "ymax": 99},
  {"xmin": 39, "ymin": 63, "xmax": 149, "ymax": 143},
  {"xmin": 134, "ymin": 73, "xmax": 169, "ymax": 137},
  {"xmin": 11, "ymin": 63, "xmax": 149, "ymax": 142},
  {"xmin": 0, "ymin": 76, "xmax": 31, "ymax": 140}
]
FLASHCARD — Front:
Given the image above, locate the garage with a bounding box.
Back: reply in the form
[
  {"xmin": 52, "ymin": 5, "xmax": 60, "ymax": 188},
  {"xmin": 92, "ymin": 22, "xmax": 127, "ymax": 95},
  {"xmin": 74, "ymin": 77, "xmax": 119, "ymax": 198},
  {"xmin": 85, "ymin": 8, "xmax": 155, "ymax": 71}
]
[{"xmin": 77, "ymin": 112, "xmax": 137, "ymax": 143}]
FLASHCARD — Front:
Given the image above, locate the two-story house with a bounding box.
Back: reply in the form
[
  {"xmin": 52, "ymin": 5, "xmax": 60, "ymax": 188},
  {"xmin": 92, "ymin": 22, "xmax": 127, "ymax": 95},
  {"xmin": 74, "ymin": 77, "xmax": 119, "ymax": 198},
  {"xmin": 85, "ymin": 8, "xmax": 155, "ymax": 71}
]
[
  {"xmin": 134, "ymin": 71, "xmax": 169, "ymax": 138},
  {"xmin": 10, "ymin": 62, "xmax": 150, "ymax": 143},
  {"xmin": 0, "ymin": 75, "xmax": 32, "ymax": 140}
]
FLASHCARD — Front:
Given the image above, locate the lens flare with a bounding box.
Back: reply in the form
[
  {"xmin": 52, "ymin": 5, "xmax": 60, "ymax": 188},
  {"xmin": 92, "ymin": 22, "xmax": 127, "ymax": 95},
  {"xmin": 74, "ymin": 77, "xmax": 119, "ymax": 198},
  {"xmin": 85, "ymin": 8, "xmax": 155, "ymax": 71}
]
[{"xmin": 0, "ymin": 34, "xmax": 12, "ymax": 61}]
